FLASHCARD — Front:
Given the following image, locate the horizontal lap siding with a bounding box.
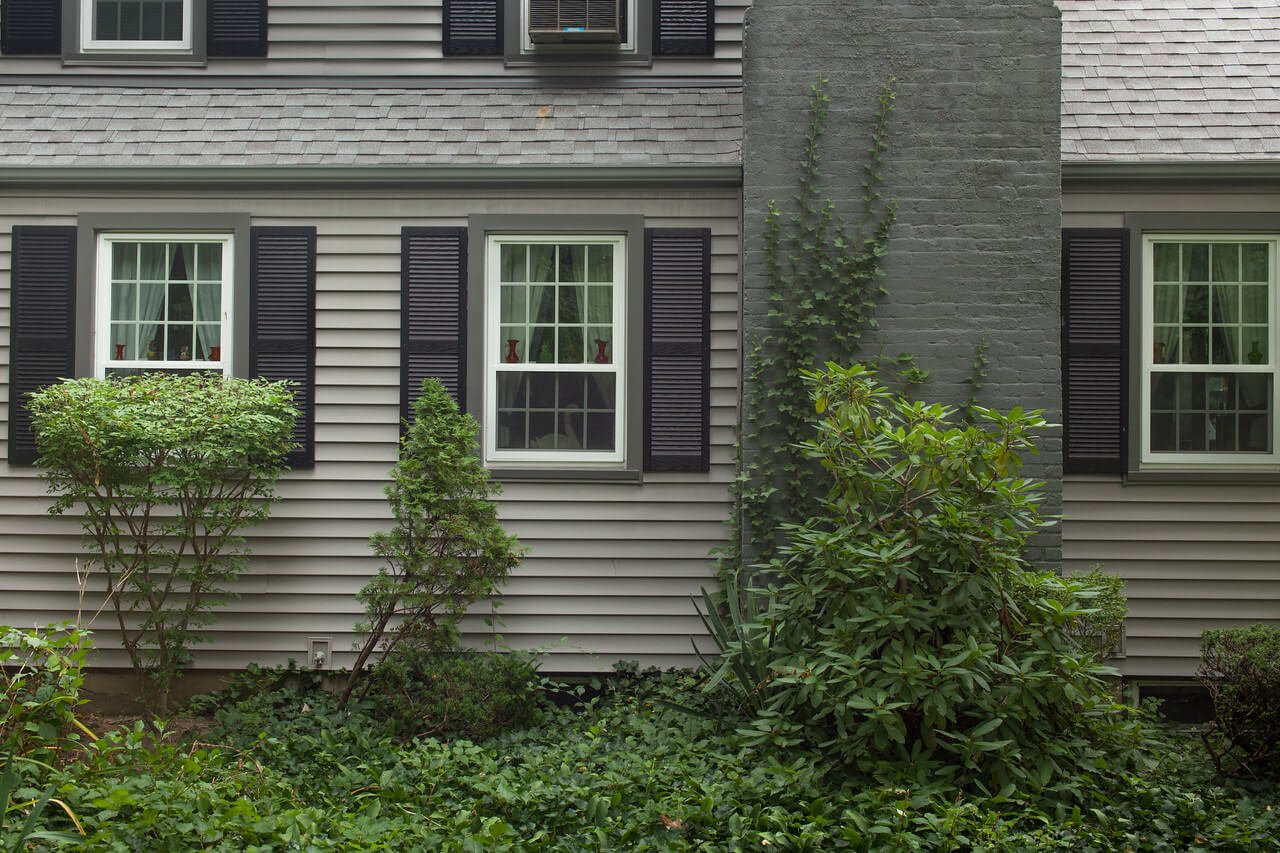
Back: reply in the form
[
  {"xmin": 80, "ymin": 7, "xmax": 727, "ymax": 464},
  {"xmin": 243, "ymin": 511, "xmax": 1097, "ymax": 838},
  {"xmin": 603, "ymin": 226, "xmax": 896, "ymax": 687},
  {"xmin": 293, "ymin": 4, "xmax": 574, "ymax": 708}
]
[
  {"xmin": 0, "ymin": 189, "xmax": 739, "ymax": 673},
  {"xmin": 0, "ymin": 0, "xmax": 747, "ymax": 78},
  {"xmin": 1064, "ymin": 476, "xmax": 1280, "ymax": 678}
]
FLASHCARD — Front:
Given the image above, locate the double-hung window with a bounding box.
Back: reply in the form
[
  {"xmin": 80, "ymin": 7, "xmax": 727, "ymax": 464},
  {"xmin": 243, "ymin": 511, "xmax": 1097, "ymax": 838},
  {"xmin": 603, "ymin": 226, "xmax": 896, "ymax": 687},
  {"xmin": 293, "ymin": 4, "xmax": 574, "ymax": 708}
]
[
  {"xmin": 80, "ymin": 0, "xmax": 193, "ymax": 53},
  {"xmin": 95, "ymin": 233, "xmax": 232, "ymax": 377},
  {"xmin": 485, "ymin": 235, "xmax": 626, "ymax": 464},
  {"xmin": 1142, "ymin": 234, "xmax": 1279, "ymax": 466}
]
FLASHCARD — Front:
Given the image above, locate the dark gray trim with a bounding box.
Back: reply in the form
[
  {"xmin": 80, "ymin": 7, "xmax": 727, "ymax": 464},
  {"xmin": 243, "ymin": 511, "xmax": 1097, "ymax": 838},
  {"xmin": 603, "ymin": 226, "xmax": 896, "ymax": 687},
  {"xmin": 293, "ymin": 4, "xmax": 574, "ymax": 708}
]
[
  {"xmin": 503, "ymin": 0, "xmax": 651, "ymax": 67},
  {"xmin": 0, "ymin": 165, "xmax": 742, "ymax": 190},
  {"xmin": 74, "ymin": 212, "xmax": 251, "ymax": 377},
  {"xmin": 62, "ymin": 0, "xmax": 208, "ymax": 65},
  {"xmin": 0, "ymin": 73, "xmax": 741, "ymax": 88},
  {"xmin": 487, "ymin": 468, "xmax": 642, "ymax": 483},
  {"xmin": 1124, "ymin": 470, "xmax": 1280, "ymax": 485},
  {"xmin": 1123, "ymin": 212, "xmax": 1280, "ymax": 477},
  {"xmin": 1065, "ymin": 161, "xmax": 1280, "ymax": 184},
  {"xmin": 466, "ymin": 213, "xmax": 645, "ymax": 475}
]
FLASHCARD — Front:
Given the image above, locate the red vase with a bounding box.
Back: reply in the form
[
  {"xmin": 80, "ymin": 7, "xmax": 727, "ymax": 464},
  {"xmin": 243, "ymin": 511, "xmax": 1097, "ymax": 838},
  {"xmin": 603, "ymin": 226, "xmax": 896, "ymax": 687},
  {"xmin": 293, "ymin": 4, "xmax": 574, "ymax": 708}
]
[
  {"xmin": 505, "ymin": 339, "xmax": 520, "ymax": 363},
  {"xmin": 593, "ymin": 338, "xmax": 609, "ymax": 364},
  {"xmin": 209, "ymin": 346, "xmax": 221, "ymax": 361},
  {"xmin": 114, "ymin": 343, "xmax": 125, "ymax": 360}
]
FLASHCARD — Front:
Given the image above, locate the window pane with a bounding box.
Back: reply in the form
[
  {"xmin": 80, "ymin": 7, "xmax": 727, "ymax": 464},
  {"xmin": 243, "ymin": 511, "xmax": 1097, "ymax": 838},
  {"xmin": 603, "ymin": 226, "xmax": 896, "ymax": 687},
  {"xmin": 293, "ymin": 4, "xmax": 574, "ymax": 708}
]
[
  {"xmin": 496, "ymin": 411, "xmax": 527, "ymax": 449},
  {"xmin": 528, "ymin": 412, "xmax": 556, "ymax": 448},
  {"xmin": 1242, "ymin": 284, "xmax": 1268, "ymax": 323},
  {"xmin": 496, "ymin": 372, "xmax": 527, "ymax": 408},
  {"xmin": 110, "ymin": 281, "xmax": 137, "ymax": 321},
  {"xmin": 587, "ymin": 374, "xmax": 616, "ymax": 409},
  {"xmin": 1151, "ymin": 373, "xmax": 1177, "ymax": 410},
  {"xmin": 501, "ymin": 245, "xmax": 527, "ymax": 283},
  {"xmin": 587, "ymin": 285, "xmax": 612, "ymax": 324},
  {"xmin": 1240, "ymin": 414, "xmax": 1270, "ymax": 452},
  {"xmin": 1183, "ymin": 285, "xmax": 1208, "ymax": 323},
  {"xmin": 557, "ymin": 327, "xmax": 584, "ymax": 363},
  {"xmin": 1211, "ymin": 327, "xmax": 1239, "ymax": 364},
  {"xmin": 558, "ymin": 285, "xmax": 583, "ymax": 324},
  {"xmin": 557, "ymin": 412, "xmax": 585, "ymax": 449},
  {"xmin": 588, "ymin": 244, "xmax": 614, "ymax": 281},
  {"xmin": 496, "ymin": 371, "xmax": 617, "ymax": 453},
  {"xmin": 499, "ymin": 326, "xmax": 523, "ymax": 362},
  {"xmin": 1211, "ymin": 244, "xmax": 1240, "ymax": 282},
  {"xmin": 1150, "ymin": 412, "xmax": 1176, "ymax": 451},
  {"xmin": 1184, "ymin": 243, "xmax": 1210, "ymax": 281},
  {"xmin": 528, "ymin": 326, "xmax": 555, "ymax": 363},
  {"xmin": 530, "ymin": 285, "xmax": 555, "ymax": 323},
  {"xmin": 1152, "ymin": 372, "xmax": 1273, "ymax": 454},
  {"xmin": 529, "ymin": 372, "xmax": 555, "ymax": 408},
  {"xmin": 1153, "ymin": 285, "xmax": 1179, "ymax": 323},
  {"xmin": 138, "ymin": 282, "xmax": 164, "ymax": 321},
  {"xmin": 167, "ymin": 282, "xmax": 193, "ymax": 321},
  {"xmin": 529, "ymin": 245, "xmax": 555, "ymax": 282},
  {"xmin": 1240, "ymin": 374, "xmax": 1269, "ymax": 409},
  {"xmin": 139, "ymin": 243, "xmax": 166, "ymax": 279},
  {"xmin": 162, "ymin": 0, "xmax": 183, "ymax": 41},
  {"xmin": 557, "ymin": 373, "xmax": 585, "ymax": 409},
  {"xmin": 1153, "ymin": 243, "xmax": 1180, "ymax": 282},
  {"xmin": 1242, "ymin": 243, "xmax": 1269, "ymax": 282},
  {"xmin": 194, "ymin": 325, "xmax": 220, "ymax": 360},
  {"xmin": 95, "ymin": 1, "xmax": 120, "ymax": 39},
  {"xmin": 588, "ymin": 327, "xmax": 613, "ymax": 363},
  {"xmin": 112, "ymin": 241, "xmax": 137, "ymax": 280},
  {"xmin": 141, "ymin": 0, "xmax": 163, "ymax": 41},
  {"xmin": 585, "ymin": 412, "xmax": 615, "ymax": 450},
  {"xmin": 1181, "ymin": 327, "xmax": 1208, "ymax": 363},
  {"xmin": 500, "ymin": 285, "xmax": 526, "ymax": 324},
  {"xmin": 110, "ymin": 323, "xmax": 134, "ymax": 360},
  {"xmin": 1245, "ymin": 333, "xmax": 1267, "ymax": 364},
  {"xmin": 196, "ymin": 244, "xmax": 221, "ymax": 281},
  {"xmin": 558, "ymin": 245, "xmax": 586, "ymax": 282}
]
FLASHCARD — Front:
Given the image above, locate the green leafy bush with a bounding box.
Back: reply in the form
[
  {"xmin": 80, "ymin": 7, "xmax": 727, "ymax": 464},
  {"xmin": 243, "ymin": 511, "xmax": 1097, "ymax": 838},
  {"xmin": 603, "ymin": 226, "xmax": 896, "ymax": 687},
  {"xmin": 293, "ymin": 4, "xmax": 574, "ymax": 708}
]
[
  {"xmin": 341, "ymin": 378, "xmax": 523, "ymax": 707},
  {"xmin": 29, "ymin": 374, "xmax": 297, "ymax": 715},
  {"xmin": 0, "ymin": 623, "xmax": 93, "ymax": 763},
  {"xmin": 360, "ymin": 647, "xmax": 540, "ymax": 741},
  {"xmin": 713, "ymin": 364, "xmax": 1147, "ymax": 800},
  {"xmin": 1063, "ymin": 567, "xmax": 1127, "ymax": 660},
  {"xmin": 1198, "ymin": 623, "xmax": 1280, "ymax": 778}
]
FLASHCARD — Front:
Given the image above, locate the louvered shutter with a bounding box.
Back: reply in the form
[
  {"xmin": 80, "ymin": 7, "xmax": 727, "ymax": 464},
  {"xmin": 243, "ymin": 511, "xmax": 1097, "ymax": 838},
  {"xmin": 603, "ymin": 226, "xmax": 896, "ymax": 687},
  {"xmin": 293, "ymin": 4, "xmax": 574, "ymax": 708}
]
[
  {"xmin": 207, "ymin": 0, "xmax": 268, "ymax": 57},
  {"xmin": 8, "ymin": 227, "xmax": 76, "ymax": 466},
  {"xmin": 401, "ymin": 228, "xmax": 467, "ymax": 423},
  {"xmin": 653, "ymin": 0, "xmax": 713, "ymax": 56},
  {"xmin": 1062, "ymin": 228, "xmax": 1129, "ymax": 474},
  {"xmin": 645, "ymin": 228, "xmax": 710, "ymax": 472},
  {"xmin": 250, "ymin": 227, "xmax": 316, "ymax": 468},
  {"xmin": 1, "ymin": 0, "xmax": 61, "ymax": 55},
  {"xmin": 443, "ymin": 0, "xmax": 502, "ymax": 56}
]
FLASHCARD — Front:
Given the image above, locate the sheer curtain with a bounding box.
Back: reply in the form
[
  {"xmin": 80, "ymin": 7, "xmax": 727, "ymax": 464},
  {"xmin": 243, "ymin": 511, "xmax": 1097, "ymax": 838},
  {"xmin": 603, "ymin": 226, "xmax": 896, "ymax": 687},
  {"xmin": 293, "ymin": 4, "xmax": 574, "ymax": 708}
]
[{"xmin": 136, "ymin": 243, "xmax": 167, "ymax": 359}]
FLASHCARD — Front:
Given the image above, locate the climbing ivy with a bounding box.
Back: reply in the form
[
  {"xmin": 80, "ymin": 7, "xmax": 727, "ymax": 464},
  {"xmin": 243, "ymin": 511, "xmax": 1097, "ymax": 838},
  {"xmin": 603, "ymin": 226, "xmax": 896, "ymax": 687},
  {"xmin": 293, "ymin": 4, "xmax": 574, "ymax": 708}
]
[{"xmin": 731, "ymin": 76, "xmax": 897, "ymax": 568}]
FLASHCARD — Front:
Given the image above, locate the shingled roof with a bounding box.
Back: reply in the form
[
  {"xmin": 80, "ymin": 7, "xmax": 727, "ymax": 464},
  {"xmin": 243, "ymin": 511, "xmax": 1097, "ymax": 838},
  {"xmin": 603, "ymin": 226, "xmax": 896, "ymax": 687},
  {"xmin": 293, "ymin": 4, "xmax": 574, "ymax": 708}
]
[
  {"xmin": 1059, "ymin": 0, "xmax": 1280, "ymax": 162},
  {"xmin": 0, "ymin": 86, "xmax": 742, "ymax": 167}
]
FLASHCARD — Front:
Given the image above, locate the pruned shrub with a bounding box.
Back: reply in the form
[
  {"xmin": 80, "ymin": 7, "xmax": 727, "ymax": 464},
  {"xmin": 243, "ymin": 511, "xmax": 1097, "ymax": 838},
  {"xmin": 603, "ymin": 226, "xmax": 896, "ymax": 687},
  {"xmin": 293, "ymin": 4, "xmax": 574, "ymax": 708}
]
[
  {"xmin": 1198, "ymin": 624, "xmax": 1280, "ymax": 778},
  {"xmin": 29, "ymin": 374, "xmax": 297, "ymax": 715},
  {"xmin": 361, "ymin": 647, "xmax": 540, "ymax": 741},
  {"xmin": 340, "ymin": 378, "xmax": 523, "ymax": 707}
]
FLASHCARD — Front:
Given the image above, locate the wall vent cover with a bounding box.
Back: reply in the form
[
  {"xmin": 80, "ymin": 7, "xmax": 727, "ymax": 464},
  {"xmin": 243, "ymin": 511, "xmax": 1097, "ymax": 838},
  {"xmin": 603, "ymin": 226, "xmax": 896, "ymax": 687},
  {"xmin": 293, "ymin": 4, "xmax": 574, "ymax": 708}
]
[{"xmin": 528, "ymin": 0, "xmax": 621, "ymax": 43}]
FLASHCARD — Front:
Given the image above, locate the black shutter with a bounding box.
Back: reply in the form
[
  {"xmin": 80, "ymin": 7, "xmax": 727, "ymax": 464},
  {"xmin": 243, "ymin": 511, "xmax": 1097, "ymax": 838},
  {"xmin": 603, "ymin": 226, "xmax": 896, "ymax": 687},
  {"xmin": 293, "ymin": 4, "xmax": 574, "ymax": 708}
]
[
  {"xmin": 443, "ymin": 0, "xmax": 502, "ymax": 56},
  {"xmin": 1062, "ymin": 228, "xmax": 1129, "ymax": 474},
  {"xmin": 207, "ymin": 0, "xmax": 268, "ymax": 57},
  {"xmin": 8, "ymin": 226, "xmax": 76, "ymax": 466},
  {"xmin": 645, "ymin": 228, "xmax": 710, "ymax": 472},
  {"xmin": 1, "ymin": 0, "xmax": 61, "ymax": 55},
  {"xmin": 250, "ymin": 227, "xmax": 316, "ymax": 468},
  {"xmin": 653, "ymin": 0, "xmax": 713, "ymax": 56},
  {"xmin": 401, "ymin": 227, "xmax": 467, "ymax": 423}
]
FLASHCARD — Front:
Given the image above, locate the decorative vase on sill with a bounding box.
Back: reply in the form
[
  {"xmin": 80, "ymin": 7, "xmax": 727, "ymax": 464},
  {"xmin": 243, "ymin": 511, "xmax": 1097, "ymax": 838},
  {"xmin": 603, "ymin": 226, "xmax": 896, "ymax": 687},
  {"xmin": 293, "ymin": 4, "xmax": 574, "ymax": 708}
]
[
  {"xmin": 593, "ymin": 338, "xmax": 609, "ymax": 364},
  {"xmin": 505, "ymin": 339, "xmax": 520, "ymax": 363},
  {"xmin": 1249, "ymin": 340, "xmax": 1264, "ymax": 364},
  {"xmin": 114, "ymin": 343, "xmax": 125, "ymax": 360},
  {"xmin": 209, "ymin": 346, "xmax": 221, "ymax": 361}
]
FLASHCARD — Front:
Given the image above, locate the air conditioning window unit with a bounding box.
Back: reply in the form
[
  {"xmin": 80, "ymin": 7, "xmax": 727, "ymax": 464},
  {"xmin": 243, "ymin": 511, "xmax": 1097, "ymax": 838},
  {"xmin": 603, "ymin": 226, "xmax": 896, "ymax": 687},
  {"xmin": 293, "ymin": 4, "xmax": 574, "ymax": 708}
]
[{"xmin": 528, "ymin": 0, "xmax": 621, "ymax": 44}]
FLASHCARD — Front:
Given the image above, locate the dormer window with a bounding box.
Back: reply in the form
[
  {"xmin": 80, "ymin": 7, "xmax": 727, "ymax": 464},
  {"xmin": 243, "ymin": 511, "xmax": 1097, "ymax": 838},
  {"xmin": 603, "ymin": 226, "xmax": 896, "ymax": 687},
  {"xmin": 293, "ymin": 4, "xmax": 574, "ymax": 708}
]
[{"xmin": 80, "ymin": 0, "xmax": 193, "ymax": 53}]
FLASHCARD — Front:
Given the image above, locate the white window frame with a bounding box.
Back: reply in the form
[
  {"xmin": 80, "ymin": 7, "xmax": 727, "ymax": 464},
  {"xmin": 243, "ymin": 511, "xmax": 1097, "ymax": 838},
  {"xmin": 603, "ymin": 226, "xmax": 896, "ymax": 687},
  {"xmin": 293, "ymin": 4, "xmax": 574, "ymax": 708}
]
[
  {"xmin": 93, "ymin": 232, "xmax": 234, "ymax": 378},
  {"xmin": 519, "ymin": 0, "xmax": 637, "ymax": 53},
  {"xmin": 80, "ymin": 0, "xmax": 194, "ymax": 53},
  {"xmin": 484, "ymin": 233, "xmax": 627, "ymax": 466},
  {"xmin": 1140, "ymin": 233, "xmax": 1280, "ymax": 469}
]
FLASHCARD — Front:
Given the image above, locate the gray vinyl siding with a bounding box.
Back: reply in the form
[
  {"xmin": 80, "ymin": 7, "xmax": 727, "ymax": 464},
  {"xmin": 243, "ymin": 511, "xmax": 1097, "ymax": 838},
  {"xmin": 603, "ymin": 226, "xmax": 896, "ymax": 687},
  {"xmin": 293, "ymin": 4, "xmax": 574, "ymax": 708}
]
[
  {"xmin": 0, "ymin": 187, "xmax": 740, "ymax": 673},
  {"xmin": 1062, "ymin": 187, "xmax": 1280, "ymax": 679},
  {"xmin": 0, "ymin": 0, "xmax": 747, "ymax": 79}
]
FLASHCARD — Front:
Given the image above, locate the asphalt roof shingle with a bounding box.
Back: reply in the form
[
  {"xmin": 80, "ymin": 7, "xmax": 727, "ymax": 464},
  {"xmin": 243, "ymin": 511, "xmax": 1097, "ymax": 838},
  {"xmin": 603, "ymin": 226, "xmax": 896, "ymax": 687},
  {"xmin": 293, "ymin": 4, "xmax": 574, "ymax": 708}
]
[
  {"xmin": 0, "ymin": 86, "xmax": 742, "ymax": 167},
  {"xmin": 1059, "ymin": 0, "xmax": 1280, "ymax": 161}
]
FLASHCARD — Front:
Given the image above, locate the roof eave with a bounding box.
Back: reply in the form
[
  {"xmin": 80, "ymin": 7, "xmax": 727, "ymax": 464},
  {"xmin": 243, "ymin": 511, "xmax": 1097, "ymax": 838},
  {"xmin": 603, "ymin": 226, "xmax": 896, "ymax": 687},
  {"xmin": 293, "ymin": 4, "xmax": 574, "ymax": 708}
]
[
  {"xmin": 1063, "ymin": 160, "xmax": 1280, "ymax": 184},
  {"xmin": 0, "ymin": 163, "xmax": 743, "ymax": 189}
]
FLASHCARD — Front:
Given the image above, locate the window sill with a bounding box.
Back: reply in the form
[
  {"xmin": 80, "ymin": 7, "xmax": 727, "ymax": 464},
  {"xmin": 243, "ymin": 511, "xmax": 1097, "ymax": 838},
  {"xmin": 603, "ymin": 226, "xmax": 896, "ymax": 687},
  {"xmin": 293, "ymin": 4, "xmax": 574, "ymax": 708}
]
[
  {"xmin": 1125, "ymin": 468, "xmax": 1280, "ymax": 485},
  {"xmin": 63, "ymin": 56, "xmax": 207, "ymax": 67},
  {"xmin": 487, "ymin": 467, "xmax": 641, "ymax": 484}
]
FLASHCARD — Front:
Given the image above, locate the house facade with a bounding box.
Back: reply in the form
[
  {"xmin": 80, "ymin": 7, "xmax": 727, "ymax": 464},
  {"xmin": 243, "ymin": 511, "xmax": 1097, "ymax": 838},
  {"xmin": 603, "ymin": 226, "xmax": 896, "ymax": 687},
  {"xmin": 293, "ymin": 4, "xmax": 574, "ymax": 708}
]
[
  {"xmin": 1059, "ymin": 0, "xmax": 1280, "ymax": 684},
  {"xmin": 0, "ymin": 0, "xmax": 746, "ymax": 674}
]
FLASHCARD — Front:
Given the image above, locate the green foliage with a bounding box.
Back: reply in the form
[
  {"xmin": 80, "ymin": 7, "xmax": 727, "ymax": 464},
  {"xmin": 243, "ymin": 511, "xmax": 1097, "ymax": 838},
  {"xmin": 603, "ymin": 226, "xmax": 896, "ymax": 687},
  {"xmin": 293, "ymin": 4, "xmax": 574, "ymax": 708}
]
[
  {"xmin": 961, "ymin": 333, "xmax": 991, "ymax": 420},
  {"xmin": 18, "ymin": 673, "xmax": 1280, "ymax": 851},
  {"xmin": 0, "ymin": 624, "xmax": 93, "ymax": 765},
  {"xmin": 715, "ymin": 364, "xmax": 1149, "ymax": 800},
  {"xmin": 1198, "ymin": 623, "xmax": 1280, "ymax": 778},
  {"xmin": 340, "ymin": 378, "xmax": 523, "ymax": 707},
  {"xmin": 734, "ymin": 75, "xmax": 897, "ymax": 566},
  {"xmin": 360, "ymin": 648, "xmax": 541, "ymax": 741},
  {"xmin": 1062, "ymin": 567, "xmax": 1127, "ymax": 660},
  {"xmin": 28, "ymin": 374, "xmax": 297, "ymax": 715}
]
